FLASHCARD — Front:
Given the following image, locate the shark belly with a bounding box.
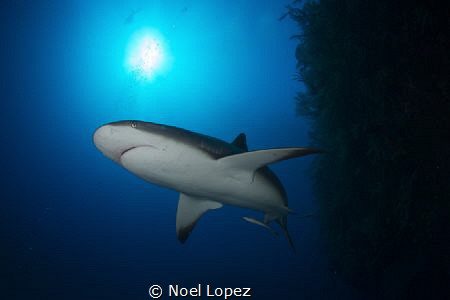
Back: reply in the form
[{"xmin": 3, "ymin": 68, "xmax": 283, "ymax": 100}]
[
  {"xmin": 119, "ymin": 140, "xmax": 211, "ymax": 190},
  {"xmin": 119, "ymin": 142, "xmax": 285, "ymax": 214}
]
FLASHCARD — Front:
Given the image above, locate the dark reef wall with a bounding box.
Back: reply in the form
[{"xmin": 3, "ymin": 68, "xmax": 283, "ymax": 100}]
[{"xmin": 289, "ymin": 1, "xmax": 449, "ymax": 299}]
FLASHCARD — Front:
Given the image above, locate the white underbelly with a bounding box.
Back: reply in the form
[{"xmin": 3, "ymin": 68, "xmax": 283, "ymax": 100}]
[{"xmin": 120, "ymin": 144, "xmax": 285, "ymax": 213}]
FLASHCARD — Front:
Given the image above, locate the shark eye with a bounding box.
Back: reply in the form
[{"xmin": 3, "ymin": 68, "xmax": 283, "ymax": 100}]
[{"xmin": 131, "ymin": 122, "xmax": 137, "ymax": 128}]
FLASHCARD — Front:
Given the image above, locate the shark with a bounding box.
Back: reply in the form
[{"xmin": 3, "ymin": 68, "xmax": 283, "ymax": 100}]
[{"xmin": 93, "ymin": 120, "xmax": 321, "ymax": 249}]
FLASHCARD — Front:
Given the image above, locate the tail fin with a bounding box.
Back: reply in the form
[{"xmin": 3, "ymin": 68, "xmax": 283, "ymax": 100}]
[{"xmin": 277, "ymin": 217, "xmax": 296, "ymax": 253}]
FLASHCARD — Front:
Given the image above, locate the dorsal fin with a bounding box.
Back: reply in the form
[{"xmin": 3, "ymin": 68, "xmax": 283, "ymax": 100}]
[{"xmin": 231, "ymin": 133, "xmax": 248, "ymax": 151}]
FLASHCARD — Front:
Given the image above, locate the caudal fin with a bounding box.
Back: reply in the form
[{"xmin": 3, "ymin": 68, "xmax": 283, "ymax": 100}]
[{"xmin": 277, "ymin": 217, "xmax": 296, "ymax": 253}]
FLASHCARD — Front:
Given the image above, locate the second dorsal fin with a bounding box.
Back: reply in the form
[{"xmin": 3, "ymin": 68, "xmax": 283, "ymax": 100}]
[{"xmin": 231, "ymin": 133, "xmax": 248, "ymax": 151}]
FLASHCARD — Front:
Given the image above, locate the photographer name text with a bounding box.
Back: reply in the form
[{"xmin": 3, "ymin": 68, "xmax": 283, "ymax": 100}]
[{"xmin": 149, "ymin": 284, "xmax": 251, "ymax": 299}]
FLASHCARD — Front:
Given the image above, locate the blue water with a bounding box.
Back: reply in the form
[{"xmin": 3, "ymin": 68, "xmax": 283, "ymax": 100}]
[{"xmin": 2, "ymin": 1, "xmax": 369, "ymax": 299}]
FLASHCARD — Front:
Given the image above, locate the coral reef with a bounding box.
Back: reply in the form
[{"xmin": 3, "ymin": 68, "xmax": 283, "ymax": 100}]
[{"xmin": 289, "ymin": 1, "xmax": 450, "ymax": 298}]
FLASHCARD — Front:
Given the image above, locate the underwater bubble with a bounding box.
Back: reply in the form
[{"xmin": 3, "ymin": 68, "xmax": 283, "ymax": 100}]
[{"xmin": 125, "ymin": 28, "xmax": 169, "ymax": 81}]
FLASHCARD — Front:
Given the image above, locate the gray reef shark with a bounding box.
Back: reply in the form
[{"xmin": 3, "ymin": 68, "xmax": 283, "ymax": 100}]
[{"xmin": 93, "ymin": 120, "xmax": 321, "ymax": 250}]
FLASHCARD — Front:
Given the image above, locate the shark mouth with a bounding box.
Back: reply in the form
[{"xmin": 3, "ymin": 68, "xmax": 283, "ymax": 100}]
[
  {"xmin": 120, "ymin": 146, "xmax": 138, "ymax": 158},
  {"xmin": 119, "ymin": 144, "xmax": 157, "ymax": 159}
]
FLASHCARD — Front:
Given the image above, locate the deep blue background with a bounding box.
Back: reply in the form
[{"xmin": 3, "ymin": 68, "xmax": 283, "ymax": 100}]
[{"xmin": 1, "ymin": 1, "xmax": 369, "ymax": 299}]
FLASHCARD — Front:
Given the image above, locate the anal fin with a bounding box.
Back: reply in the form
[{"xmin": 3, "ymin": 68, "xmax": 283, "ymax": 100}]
[
  {"xmin": 243, "ymin": 217, "xmax": 279, "ymax": 237},
  {"xmin": 176, "ymin": 193, "xmax": 222, "ymax": 243}
]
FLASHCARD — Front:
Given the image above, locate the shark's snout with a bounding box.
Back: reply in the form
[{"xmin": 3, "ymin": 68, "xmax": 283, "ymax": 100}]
[
  {"xmin": 93, "ymin": 124, "xmax": 134, "ymax": 163},
  {"xmin": 93, "ymin": 125, "xmax": 117, "ymax": 161},
  {"xmin": 93, "ymin": 122, "xmax": 156, "ymax": 163}
]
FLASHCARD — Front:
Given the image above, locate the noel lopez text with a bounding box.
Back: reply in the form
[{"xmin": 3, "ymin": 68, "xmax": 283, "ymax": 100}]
[{"xmin": 148, "ymin": 284, "xmax": 252, "ymax": 299}]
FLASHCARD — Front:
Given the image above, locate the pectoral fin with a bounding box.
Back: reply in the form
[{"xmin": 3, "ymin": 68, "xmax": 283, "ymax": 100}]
[
  {"xmin": 176, "ymin": 193, "xmax": 222, "ymax": 243},
  {"xmin": 219, "ymin": 147, "xmax": 322, "ymax": 183},
  {"xmin": 219, "ymin": 148, "xmax": 322, "ymax": 172}
]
